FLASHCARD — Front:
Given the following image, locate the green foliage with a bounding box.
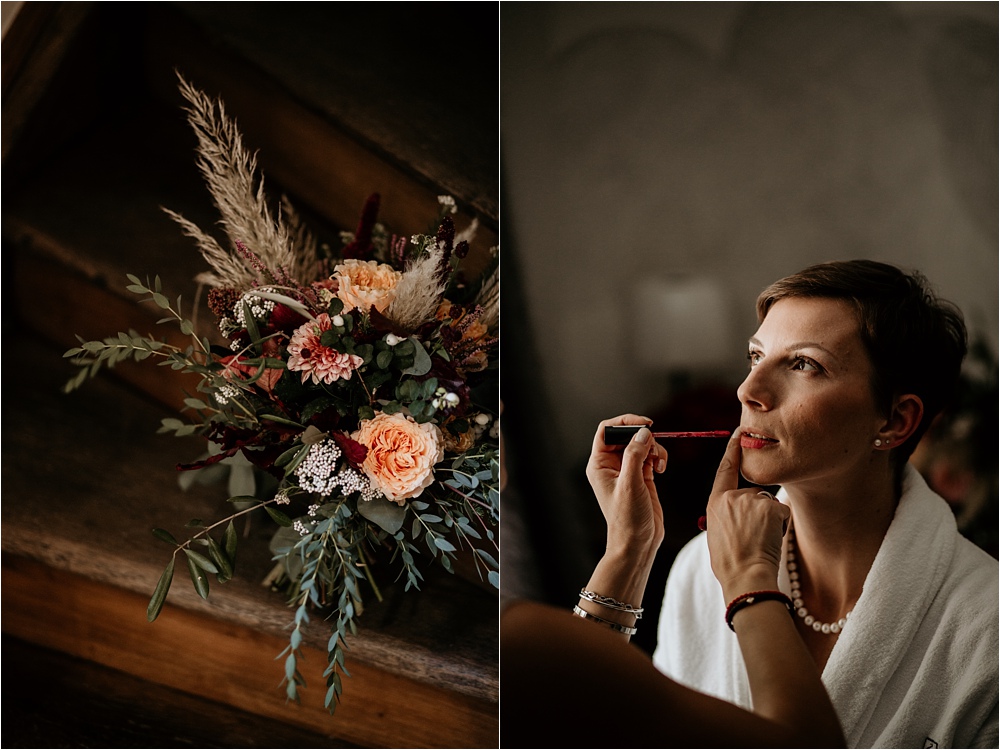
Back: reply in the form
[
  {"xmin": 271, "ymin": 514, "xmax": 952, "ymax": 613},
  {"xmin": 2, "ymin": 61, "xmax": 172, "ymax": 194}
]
[{"xmin": 71, "ymin": 226, "xmax": 500, "ymax": 718}]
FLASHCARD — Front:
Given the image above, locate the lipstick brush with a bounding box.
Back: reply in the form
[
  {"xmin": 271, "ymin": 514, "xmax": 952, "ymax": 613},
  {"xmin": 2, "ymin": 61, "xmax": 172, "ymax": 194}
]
[{"xmin": 604, "ymin": 425, "xmax": 731, "ymax": 445}]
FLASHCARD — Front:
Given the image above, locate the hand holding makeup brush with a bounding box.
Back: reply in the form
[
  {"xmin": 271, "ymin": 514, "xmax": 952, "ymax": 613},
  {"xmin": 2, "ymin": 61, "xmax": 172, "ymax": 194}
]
[
  {"xmin": 577, "ymin": 415, "xmax": 669, "ymax": 639},
  {"xmin": 586, "ymin": 414, "xmax": 669, "ymax": 556}
]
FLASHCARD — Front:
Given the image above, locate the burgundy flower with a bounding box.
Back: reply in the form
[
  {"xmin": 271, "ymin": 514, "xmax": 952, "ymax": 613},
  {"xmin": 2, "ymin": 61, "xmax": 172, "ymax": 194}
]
[
  {"xmin": 331, "ymin": 431, "xmax": 368, "ymax": 468},
  {"xmin": 342, "ymin": 193, "xmax": 380, "ymax": 260},
  {"xmin": 268, "ymin": 303, "xmax": 308, "ymax": 333}
]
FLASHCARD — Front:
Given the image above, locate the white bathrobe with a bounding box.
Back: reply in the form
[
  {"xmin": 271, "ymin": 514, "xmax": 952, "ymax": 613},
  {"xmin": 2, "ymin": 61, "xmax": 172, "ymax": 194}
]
[{"xmin": 653, "ymin": 465, "xmax": 999, "ymax": 748}]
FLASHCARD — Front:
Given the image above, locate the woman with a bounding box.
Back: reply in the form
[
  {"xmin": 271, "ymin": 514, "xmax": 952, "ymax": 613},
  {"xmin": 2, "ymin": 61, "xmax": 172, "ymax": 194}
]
[
  {"xmin": 502, "ymin": 427, "xmax": 846, "ymax": 747},
  {"xmin": 577, "ymin": 260, "xmax": 995, "ymax": 747}
]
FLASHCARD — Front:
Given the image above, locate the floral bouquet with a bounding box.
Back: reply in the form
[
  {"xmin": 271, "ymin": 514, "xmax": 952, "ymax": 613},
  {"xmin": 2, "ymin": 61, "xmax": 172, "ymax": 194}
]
[{"xmin": 63, "ymin": 76, "xmax": 500, "ymax": 712}]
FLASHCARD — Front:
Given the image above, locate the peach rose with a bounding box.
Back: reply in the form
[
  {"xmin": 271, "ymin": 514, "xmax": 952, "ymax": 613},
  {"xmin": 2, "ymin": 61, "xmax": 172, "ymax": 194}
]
[
  {"xmin": 333, "ymin": 259, "xmax": 402, "ymax": 313},
  {"xmin": 352, "ymin": 412, "xmax": 444, "ymax": 505}
]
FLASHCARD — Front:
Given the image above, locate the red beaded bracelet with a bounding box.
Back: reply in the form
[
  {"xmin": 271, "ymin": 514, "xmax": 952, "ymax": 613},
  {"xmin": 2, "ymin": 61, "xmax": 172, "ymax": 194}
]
[{"xmin": 725, "ymin": 590, "xmax": 794, "ymax": 632}]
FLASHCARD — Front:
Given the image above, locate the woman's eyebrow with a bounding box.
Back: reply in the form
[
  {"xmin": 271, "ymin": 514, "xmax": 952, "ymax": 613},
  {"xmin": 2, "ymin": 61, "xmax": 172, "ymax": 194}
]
[{"xmin": 747, "ymin": 337, "xmax": 840, "ymax": 362}]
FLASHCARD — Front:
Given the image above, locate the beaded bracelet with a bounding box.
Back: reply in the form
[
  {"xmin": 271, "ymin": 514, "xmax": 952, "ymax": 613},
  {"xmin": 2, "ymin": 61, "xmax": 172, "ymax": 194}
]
[
  {"xmin": 572, "ymin": 605, "xmax": 638, "ymax": 636},
  {"xmin": 724, "ymin": 590, "xmax": 794, "ymax": 632},
  {"xmin": 579, "ymin": 589, "xmax": 644, "ymax": 619}
]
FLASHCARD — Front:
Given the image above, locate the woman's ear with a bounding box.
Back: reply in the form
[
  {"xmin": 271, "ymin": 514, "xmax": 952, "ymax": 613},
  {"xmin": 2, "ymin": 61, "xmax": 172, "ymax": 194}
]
[{"xmin": 875, "ymin": 394, "xmax": 924, "ymax": 449}]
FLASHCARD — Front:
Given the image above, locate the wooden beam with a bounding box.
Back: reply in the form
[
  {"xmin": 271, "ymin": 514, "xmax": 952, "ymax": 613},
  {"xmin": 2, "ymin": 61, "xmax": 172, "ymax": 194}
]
[{"xmin": 3, "ymin": 555, "xmax": 498, "ymax": 748}]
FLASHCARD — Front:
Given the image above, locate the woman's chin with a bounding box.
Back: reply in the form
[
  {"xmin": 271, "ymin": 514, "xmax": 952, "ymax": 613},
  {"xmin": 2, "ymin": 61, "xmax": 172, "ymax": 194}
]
[{"xmin": 739, "ymin": 456, "xmax": 782, "ymax": 487}]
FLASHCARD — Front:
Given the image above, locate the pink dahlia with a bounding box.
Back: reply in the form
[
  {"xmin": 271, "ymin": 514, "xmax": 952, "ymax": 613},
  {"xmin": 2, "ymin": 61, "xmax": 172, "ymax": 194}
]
[{"xmin": 287, "ymin": 314, "xmax": 363, "ymax": 385}]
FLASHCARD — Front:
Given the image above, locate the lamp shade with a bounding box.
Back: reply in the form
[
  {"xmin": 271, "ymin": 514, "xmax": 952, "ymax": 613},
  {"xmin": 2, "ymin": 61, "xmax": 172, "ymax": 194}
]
[{"xmin": 633, "ymin": 276, "xmax": 731, "ymax": 371}]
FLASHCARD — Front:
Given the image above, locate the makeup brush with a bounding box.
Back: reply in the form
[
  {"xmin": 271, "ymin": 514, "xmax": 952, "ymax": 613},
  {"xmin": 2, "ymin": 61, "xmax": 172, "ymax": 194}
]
[{"xmin": 604, "ymin": 425, "xmax": 731, "ymax": 445}]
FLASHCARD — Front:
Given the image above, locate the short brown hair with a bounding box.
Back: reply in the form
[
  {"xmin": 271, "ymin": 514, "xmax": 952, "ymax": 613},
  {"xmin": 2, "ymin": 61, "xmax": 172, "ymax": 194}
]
[{"xmin": 757, "ymin": 259, "xmax": 968, "ymax": 464}]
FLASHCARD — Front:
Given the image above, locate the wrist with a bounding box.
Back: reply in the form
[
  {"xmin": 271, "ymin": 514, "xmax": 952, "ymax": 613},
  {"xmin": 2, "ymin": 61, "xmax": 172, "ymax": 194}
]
[
  {"xmin": 585, "ymin": 546, "xmax": 658, "ymax": 614},
  {"xmin": 720, "ymin": 567, "xmax": 779, "ymax": 604},
  {"xmin": 603, "ymin": 543, "xmax": 657, "ymax": 577},
  {"xmin": 606, "ymin": 530, "xmax": 661, "ymax": 565}
]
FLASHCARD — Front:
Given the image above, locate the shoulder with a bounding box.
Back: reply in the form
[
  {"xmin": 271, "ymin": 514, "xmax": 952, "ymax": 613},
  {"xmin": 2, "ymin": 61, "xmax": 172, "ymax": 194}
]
[{"xmin": 938, "ymin": 534, "xmax": 998, "ymax": 627}]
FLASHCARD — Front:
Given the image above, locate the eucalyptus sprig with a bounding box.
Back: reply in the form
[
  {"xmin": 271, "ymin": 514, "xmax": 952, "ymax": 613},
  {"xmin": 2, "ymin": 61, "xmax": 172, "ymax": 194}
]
[
  {"xmin": 63, "ymin": 274, "xmax": 209, "ymax": 393},
  {"xmin": 146, "ymin": 494, "xmax": 293, "ymax": 622}
]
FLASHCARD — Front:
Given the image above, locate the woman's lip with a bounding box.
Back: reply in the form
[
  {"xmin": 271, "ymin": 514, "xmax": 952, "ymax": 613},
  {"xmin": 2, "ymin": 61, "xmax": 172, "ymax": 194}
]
[{"xmin": 740, "ymin": 431, "xmax": 779, "ymax": 449}]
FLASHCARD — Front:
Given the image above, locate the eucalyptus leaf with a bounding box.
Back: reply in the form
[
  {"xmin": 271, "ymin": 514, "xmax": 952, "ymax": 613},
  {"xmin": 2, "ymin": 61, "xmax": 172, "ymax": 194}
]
[
  {"xmin": 275, "ymin": 444, "xmax": 304, "ymax": 467},
  {"xmin": 224, "ymin": 521, "xmax": 238, "ymax": 563},
  {"xmin": 401, "ymin": 339, "xmax": 432, "ymax": 376},
  {"xmin": 207, "ymin": 535, "xmax": 234, "ymax": 579},
  {"xmin": 242, "ymin": 301, "xmax": 262, "ymax": 351},
  {"xmin": 147, "ymin": 557, "xmax": 175, "ymax": 621},
  {"xmin": 475, "ymin": 548, "xmax": 499, "ymax": 568},
  {"xmin": 421, "ymin": 378, "xmax": 439, "ymax": 399},
  {"xmin": 186, "ymin": 553, "xmax": 210, "ymax": 599},
  {"xmin": 433, "ymin": 537, "xmax": 457, "ymax": 553},
  {"xmin": 356, "ymin": 496, "xmax": 407, "ymax": 534},
  {"xmin": 184, "ymin": 548, "xmax": 219, "ymax": 574},
  {"xmin": 151, "ymin": 528, "xmax": 178, "ymax": 545},
  {"xmin": 265, "ymin": 504, "xmax": 294, "ymax": 527},
  {"xmin": 260, "ymin": 413, "xmax": 305, "ymax": 428},
  {"xmin": 301, "ymin": 425, "xmax": 327, "ymax": 445}
]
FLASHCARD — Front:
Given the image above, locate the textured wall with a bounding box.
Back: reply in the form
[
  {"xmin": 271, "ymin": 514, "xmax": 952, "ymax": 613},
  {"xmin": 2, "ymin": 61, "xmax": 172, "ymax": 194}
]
[{"xmin": 500, "ymin": 1, "xmax": 998, "ymax": 603}]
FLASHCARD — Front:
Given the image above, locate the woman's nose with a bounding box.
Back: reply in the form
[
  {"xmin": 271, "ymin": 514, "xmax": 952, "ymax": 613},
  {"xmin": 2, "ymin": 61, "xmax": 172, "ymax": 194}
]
[{"xmin": 737, "ymin": 364, "xmax": 773, "ymax": 411}]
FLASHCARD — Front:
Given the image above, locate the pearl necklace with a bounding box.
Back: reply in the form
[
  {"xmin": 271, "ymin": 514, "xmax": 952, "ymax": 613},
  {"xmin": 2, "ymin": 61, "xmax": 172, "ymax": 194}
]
[{"xmin": 787, "ymin": 526, "xmax": 852, "ymax": 635}]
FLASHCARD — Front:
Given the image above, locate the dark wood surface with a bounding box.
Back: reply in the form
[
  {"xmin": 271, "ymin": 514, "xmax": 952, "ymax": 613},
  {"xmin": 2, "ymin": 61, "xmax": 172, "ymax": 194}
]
[
  {"xmin": 2, "ymin": 635, "xmax": 347, "ymax": 749},
  {"xmin": 169, "ymin": 2, "xmax": 499, "ymax": 225},
  {"xmin": 1, "ymin": 330, "xmax": 499, "ymax": 699}
]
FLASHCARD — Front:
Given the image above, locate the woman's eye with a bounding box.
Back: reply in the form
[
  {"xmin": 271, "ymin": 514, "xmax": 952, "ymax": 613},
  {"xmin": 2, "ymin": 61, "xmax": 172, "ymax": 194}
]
[
  {"xmin": 792, "ymin": 357, "xmax": 818, "ymax": 372},
  {"xmin": 747, "ymin": 351, "xmax": 762, "ymax": 368}
]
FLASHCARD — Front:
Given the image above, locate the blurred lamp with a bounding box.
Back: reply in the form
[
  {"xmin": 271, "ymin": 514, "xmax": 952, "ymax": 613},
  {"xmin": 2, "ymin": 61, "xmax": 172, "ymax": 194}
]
[{"xmin": 633, "ymin": 276, "xmax": 731, "ymax": 371}]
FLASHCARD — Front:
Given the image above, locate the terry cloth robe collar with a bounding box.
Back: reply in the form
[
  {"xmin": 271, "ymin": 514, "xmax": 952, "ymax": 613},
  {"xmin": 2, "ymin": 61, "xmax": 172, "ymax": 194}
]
[{"xmin": 777, "ymin": 465, "xmax": 956, "ymax": 746}]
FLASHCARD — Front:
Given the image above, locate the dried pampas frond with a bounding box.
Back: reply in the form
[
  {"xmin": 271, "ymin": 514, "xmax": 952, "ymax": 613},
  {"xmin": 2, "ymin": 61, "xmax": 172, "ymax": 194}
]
[
  {"xmin": 385, "ymin": 245, "xmax": 448, "ymax": 332},
  {"xmin": 281, "ymin": 195, "xmax": 320, "ymax": 281},
  {"xmin": 162, "ymin": 207, "xmax": 246, "ymax": 288},
  {"xmin": 165, "ymin": 73, "xmax": 295, "ymax": 289},
  {"xmin": 475, "ymin": 264, "xmax": 499, "ymax": 332}
]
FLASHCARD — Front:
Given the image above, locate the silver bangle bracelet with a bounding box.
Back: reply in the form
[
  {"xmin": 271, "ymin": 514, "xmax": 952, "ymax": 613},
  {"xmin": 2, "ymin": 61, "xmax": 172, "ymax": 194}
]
[
  {"xmin": 579, "ymin": 589, "xmax": 644, "ymax": 619},
  {"xmin": 572, "ymin": 605, "xmax": 638, "ymax": 635}
]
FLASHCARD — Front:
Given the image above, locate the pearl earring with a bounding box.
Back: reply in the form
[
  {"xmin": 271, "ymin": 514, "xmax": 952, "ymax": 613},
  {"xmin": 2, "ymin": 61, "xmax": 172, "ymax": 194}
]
[{"xmin": 874, "ymin": 439, "xmax": 883, "ymax": 447}]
